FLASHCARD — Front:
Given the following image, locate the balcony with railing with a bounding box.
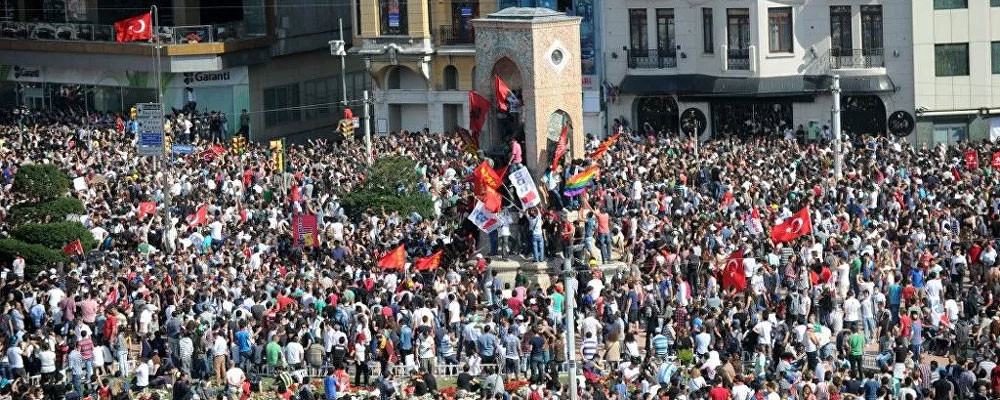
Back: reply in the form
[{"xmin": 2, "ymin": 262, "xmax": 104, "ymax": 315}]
[
  {"xmin": 438, "ymin": 25, "xmax": 475, "ymax": 46},
  {"xmin": 829, "ymin": 48, "xmax": 884, "ymax": 69},
  {"xmin": 0, "ymin": 20, "xmax": 263, "ymax": 44},
  {"xmin": 726, "ymin": 48, "xmax": 750, "ymax": 71},
  {"xmin": 627, "ymin": 49, "xmax": 677, "ymax": 69}
]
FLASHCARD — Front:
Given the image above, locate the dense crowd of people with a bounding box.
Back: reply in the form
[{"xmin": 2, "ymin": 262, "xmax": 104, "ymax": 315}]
[{"xmin": 0, "ymin": 106, "xmax": 999, "ymax": 400}]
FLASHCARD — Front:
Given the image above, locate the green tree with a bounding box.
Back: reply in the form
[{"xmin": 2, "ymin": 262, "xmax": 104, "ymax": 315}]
[
  {"xmin": 1, "ymin": 165, "xmax": 83, "ymax": 276},
  {"xmin": 340, "ymin": 156, "xmax": 434, "ymax": 220},
  {"xmin": 12, "ymin": 164, "xmax": 70, "ymax": 201}
]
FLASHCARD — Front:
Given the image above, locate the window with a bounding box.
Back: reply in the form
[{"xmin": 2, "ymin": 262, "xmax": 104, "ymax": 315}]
[
  {"xmin": 380, "ymin": 0, "xmax": 408, "ymax": 35},
  {"xmin": 303, "ymin": 78, "xmax": 336, "ymax": 120},
  {"xmin": 933, "ymin": 123, "xmax": 967, "ymax": 145},
  {"xmin": 993, "ymin": 0, "xmax": 1000, "ymax": 7},
  {"xmin": 830, "ymin": 6, "xmax": 852, "ymax": 57},
  {"xmin": 655, "ymin": 9, "xmax": 675, "ymax": 55},
  {"xmin": 935, "ymin": 43, "xmax": 969, "ymax": 76},
  {"xmin": 726, "ymin": 9, "xmax": 750, "ymax": 50},
  {"xmin": 443, "ymin": 65, "xmax": 459, "ymax": 90},
  {"xmin": 768, "ymin": 7, "xmax": 792, "ymax": 53},
  {"xmin": 861, "ymin": 6, "xmax": 883, "ymax": 53},
  {"xmin": 933, "ymin": 0, "xmax": 966, "ymax": 9},
  {"xmin": 355, "ymin": 0, "xmax": 363, "ymax": 35},
  {"xmin": 263, "ymin": 84, "xmax": 300, "ymax": 127},
  {"xmin": 702, "ymin": 8, "xmax": 713, "ymax": 54},
  {"xmin": 629, "ymin": 9, "xmax": 648, "ymax": 53},
  {"xmin": 993, "ymin": 42, "xmax": 1000, "ymax": 74}
]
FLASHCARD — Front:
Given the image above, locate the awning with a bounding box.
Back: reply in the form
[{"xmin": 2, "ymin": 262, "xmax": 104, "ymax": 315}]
[{"xmin": 618, "ymin": 74, "xmax": 894, "ymax": 97}]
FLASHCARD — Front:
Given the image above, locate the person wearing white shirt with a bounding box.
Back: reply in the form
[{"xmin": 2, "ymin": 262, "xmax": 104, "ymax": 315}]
[
  {"xmin": 225, "ymin": 363, "xmax": 246, "ymax": 392},
  {"xmin": 213, "ymin": 334, "xmax": 229, "ymax": 382},
  {"xmin": 134, "ymin": 360, "xmax": 150, "ymax": 389},
  {"xmin": 11, "ymin": 256, "xmax": 24, "ymax": 279},
  {"xmin": 38, "ymin": 345, "xmax": 56, "ymax": 375},
  {"xmin": 926, "ymin": 273, "xmax": 944, "ymax": 302},
  {"xmin": 285, "ymin": 339, "xmax": 305, "ymax": 370},
  {"xmin": 843, "ymin": 292, "xmax": 861, "ymax": 328}
]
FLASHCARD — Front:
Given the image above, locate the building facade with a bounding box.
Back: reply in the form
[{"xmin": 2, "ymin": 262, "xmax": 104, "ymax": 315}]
[
  {"xmin": 602, "ymin": 0, "xmax": 914, "ymax": 142},
  {"xmin": 0, "ymin": 0, "xmax": 368, "ymax": 142},
  {"xmin": 353, "ymin": 0, "xmax": 601, "ymax": 136},
  {"xmin": 911, "ymin": 0, "xmax": 1000, "ymax": 143}
]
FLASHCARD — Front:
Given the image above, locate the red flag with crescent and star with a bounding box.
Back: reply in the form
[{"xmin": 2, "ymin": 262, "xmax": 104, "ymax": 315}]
[
  {"xmin": 770, "ymin": 207, "xmax": 812, "ymax": 243},
  {"xmin": 722, "ymin": 249, "xmax": 746, "ymax": 291},
  {"xmin": 137, "ymin": 201, "xmax": 157, "ymax": 219},
  {"xmin": 61, "ymin": 239, "xmax": 84, "ymax": 257},
  {"xmin": 378, "ymin": 245, "xmax": 406, "ymax": 270},
  {"xmin": 114, "ymin": 12, "xmax": 152, "ymax": 43}
]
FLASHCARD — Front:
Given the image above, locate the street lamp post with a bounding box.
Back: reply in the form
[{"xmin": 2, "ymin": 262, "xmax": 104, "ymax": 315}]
[{"xmin": 562, "ymin": 257, "xmax": 578, "ymax": 400}]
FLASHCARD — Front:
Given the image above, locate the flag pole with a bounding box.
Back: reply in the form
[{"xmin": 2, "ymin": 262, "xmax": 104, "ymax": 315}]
[
  {"xmin": 151, "ymin": 5, "xmax": 162, "ymax": 105},
  {"xmin": 151, "ymin": 5, "xmax": 171, "ymax": 245}
]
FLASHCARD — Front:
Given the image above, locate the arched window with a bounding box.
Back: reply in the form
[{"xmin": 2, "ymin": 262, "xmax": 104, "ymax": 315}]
[{"xmin": 443, "ymin": 66, "xmax": 459, "ymax": 90}]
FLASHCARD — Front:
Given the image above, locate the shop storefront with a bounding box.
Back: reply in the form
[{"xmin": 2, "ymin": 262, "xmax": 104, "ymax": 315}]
[{"xmin": 0, "ymin": 65, "xmax": 249, "ymax": 132}]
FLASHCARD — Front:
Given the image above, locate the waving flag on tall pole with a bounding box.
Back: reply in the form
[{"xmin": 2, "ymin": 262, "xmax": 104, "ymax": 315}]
[{"xmin": 113, "ymin": 12, "xmax": 152, "ymax": 42}]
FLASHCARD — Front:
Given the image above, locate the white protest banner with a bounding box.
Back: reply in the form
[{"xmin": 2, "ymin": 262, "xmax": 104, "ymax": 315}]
[
  {"xmin": 73, "ymin": 176, "xmax": 88, "ymax": 192},
  {"xmin": 467, "ymin": 200, "xmax": 502, "ymax": 233},
  {"xmin": 509, "ymin": 166, "xmax": 541, "ymax": 209}
]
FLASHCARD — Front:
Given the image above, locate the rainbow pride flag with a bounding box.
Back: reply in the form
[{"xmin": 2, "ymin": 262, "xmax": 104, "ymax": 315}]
[{"xmin": 563, "ymin": 165, "xmax": 599, "ymax": 197}]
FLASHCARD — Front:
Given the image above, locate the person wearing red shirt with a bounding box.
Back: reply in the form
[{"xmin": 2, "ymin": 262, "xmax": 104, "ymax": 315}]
[{"xmin": 708, "ymin": 380, "xmax": 731, "ymax": 400}]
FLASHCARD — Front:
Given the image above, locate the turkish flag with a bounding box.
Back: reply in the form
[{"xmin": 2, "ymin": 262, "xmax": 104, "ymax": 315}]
[
  {"xmin": 137, "ymin": 201, "xmax": 157, "ymax": 219},
  {"xmin": 992, "ymin": 151, "xmax": 1000, "ymax": 169},
  {"xmin": 469, "ymin": 91, "xmax": 490, "ymax": 133},
  {"xmin": 115, "ymin": 116, "xmax": 125, "ymax": 133},
  {"xmin": 114, "ymin": 12, "xmax": 153, "ymax": 43},
  {"xmin": 186, "ymin": 203, "xmax": 208, "ymax": 228},
  {"xmin": 551, "ymin": 122, "xmax": 568, "ymax": 172},
  {"xmin": 770, "ymin": 207, "xmax": 812, "ymax": 243},
  {"xmin": 414, "ymin": 250, "xmax": 443, "ymax": 271},
  {"xmin": 378, "ymin": 245, "xmax": 406, "ymax": 270},
  {"xmin": 62, "ymin": 239, "xmax": 84, "ymax": 257},
  {"xmin": 494, "ymin": 75, "xmax": 512, "ymax": 112},
  {"xmin": 722, "ymin": 249, "xmax": 746, "ymax": 291}
]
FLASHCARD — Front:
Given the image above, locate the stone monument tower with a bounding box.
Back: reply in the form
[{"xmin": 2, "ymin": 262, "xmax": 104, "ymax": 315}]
[{"xmin": 472, "ymin": 8, "xmax": 584, "ymax": 177}]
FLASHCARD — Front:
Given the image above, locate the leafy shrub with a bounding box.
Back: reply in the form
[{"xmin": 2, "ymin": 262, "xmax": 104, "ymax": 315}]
[
  {"xmin": 8, "ymin": 197, "xmax": 86, "ymax": 224},
  {"xmin": 340, "ymin": 157, "xmax": 433, "ymax": 220},
  {"xmin": 364, "ymin": 157, "xmax": 421, "ymax": 195},
  {"xmin": 12, "ymin": 164, "xmax": 70, "ymax": 201},
  {"xmin": 10, "ymin": 221, "xmax": 96, "ymax": 252},
  {"xmin": 340, "ymin": 191, "xmax": 434, "ymax": 221},
  {"xmin": 0, "ymin": 239, "xmax": 67, "ymax": 276}
]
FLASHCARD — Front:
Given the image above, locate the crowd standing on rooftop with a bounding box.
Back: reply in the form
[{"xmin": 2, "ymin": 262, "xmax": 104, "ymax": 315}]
[{"xmin": 0, "ymin": 107, "xmax": 999, "ymax": 400}]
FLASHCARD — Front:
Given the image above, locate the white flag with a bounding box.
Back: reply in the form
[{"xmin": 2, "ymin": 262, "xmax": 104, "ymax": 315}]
[
  {"xmin": 468, "ymin": 201, "xmax": 502, "ymax": 233},
  {"xmin": 509, "ymin": 166, "xmax": 541, "ymax": 209}
]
